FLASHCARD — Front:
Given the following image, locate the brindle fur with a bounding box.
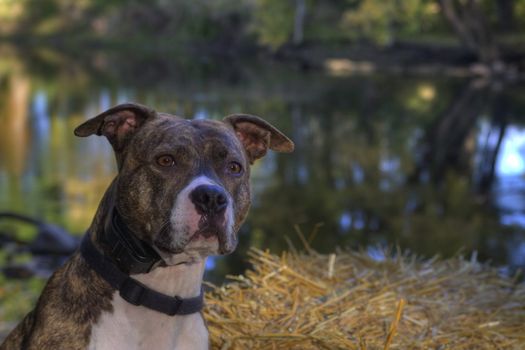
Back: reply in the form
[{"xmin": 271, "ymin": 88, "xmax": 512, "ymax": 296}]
[{"xmin": 1, "ymin": 103, "xmax": 293, "ymax": 350}]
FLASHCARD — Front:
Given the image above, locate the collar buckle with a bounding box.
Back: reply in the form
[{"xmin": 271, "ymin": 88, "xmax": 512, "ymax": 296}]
[{"xmin": 166, "ymin": 296, "xmax": 183, "ymax": 316}]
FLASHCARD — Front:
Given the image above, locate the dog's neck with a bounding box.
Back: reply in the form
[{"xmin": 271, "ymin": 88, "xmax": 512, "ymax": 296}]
[{"xmin": 132, "ymin": 260, "xmax": 205, "ymax": 298}]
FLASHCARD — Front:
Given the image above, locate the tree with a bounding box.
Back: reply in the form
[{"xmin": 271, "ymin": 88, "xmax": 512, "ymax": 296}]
[{"xmin": 438, "ymin": 0, "xmax": 500, "ymax": 64}]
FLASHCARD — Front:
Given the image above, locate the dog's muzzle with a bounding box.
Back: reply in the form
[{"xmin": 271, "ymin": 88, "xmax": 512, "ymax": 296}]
[{"xmin": 158, "ymin": 176, "xmax": 236, "ymax": 256}]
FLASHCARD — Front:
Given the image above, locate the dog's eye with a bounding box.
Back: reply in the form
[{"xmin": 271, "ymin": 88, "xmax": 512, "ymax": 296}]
[
  {"xmin": 156, "ymin": 155, "xmax": 176, "ymax": 167},
  {"xmin": 227, "ymin": 161, "xmax": 243, "ymax": 175}
]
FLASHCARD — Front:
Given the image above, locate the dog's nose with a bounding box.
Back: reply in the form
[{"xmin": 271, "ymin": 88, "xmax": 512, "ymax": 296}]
[{"xmin": 190, "ymin": 185, "xmax": 228, "ymax": 214}]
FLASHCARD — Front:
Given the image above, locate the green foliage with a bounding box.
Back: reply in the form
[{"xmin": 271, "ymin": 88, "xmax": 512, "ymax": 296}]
[
  {"xmin": 0, "ymin": 275, "xmax": 45, "ymax": 322},
  {"xmin": 513, "ymin": 0, "xmax": 525, "ymax": 30},
  {"xmin": 0, "ymin": 244, "xmax": 45, "ymax": 324},
  {"xmin": 341, "ymin": 0, "xmax": 443, "ymax": 45},
  {"xmin": 3, "ymin": 0, "xmax": 525, "ymax": 51},
  {"xmin": 251, "ymin": 0, "xmax": 295, "ymax": 49}
]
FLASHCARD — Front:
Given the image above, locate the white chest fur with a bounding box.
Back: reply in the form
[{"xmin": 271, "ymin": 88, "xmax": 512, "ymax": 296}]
[{"xmin": 88, "ymin": 261, "xmax": 209, "ymax": 350}]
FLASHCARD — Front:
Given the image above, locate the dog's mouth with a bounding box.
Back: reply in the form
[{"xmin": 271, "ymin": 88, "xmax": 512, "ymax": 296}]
[
  {"xmin": 192, "ymin": 213, "xmax": 225, "ymax": 239},
  {"xmin": 153, "ymin": 212, "xmax": 235, "ymax": 261}
]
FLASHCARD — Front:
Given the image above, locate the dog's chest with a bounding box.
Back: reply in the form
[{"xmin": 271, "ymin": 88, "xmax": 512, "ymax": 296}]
[{"xmin": 87, "ymin": 292, "xmax": 208, "ymax": 350}]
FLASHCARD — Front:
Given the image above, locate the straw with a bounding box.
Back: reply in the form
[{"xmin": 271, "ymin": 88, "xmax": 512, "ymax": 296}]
[{"xmin": 204, "ymin": 247, "xmax": 525, "ymax": 349}]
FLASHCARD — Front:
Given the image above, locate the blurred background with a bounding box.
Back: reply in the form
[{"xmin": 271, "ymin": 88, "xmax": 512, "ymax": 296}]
[{"xmin": 1, "ymin": 0, "xmax": 525, "ymax": 337}]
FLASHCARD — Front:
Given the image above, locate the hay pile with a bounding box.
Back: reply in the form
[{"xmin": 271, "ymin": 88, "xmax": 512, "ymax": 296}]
[{"xmin": 204, "ymin": 248, "xmax": 525, "ymax": 349}]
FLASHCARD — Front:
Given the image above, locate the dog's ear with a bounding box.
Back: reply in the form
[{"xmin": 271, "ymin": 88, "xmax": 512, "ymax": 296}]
[
  {"xmin": 223, "ymin": 114, "xmax": 294, "ymax": 164},
  {"xmin": 74, "ymin": 103, "xmax": 156, "ymax": 152}
]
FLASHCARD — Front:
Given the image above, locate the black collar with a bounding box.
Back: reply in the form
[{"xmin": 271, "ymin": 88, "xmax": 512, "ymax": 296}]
[
  {"xmin": 80, "ymin": 228, "xmax": 204, "ymax": 316},
  {"xmin": 101, "ymin": 209, "xmax": 162, "ymax": 274}
]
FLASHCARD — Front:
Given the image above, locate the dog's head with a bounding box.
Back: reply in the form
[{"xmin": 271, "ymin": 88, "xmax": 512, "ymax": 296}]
[{"xmin": 74, "ymin": 103, "xmax": 293, "ymax": 264}]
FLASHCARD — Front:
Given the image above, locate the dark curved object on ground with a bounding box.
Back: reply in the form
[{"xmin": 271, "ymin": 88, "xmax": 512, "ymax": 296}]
[
  {"xmin": 0, "ymin": 212, "xmax": 80, "ymax": 278},
  {"xmin": 0, "ymin": 211, "xmax": 80, "ymax": 255}
]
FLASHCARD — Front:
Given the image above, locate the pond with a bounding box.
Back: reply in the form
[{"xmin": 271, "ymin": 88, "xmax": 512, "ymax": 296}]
[{"xmin": 1, "ymin": 44, "xmax": 525, "ymax": 292}]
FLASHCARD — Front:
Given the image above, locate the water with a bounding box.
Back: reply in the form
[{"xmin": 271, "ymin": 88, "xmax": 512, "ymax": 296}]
[{"xmin": 1, "ymin": 44, "xmax": 525, "ymax": 286}]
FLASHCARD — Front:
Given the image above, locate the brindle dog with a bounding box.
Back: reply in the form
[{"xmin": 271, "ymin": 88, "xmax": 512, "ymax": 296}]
[{"xmin": 1, "ymin": 103, "xmax": 294, "ymax": 350}]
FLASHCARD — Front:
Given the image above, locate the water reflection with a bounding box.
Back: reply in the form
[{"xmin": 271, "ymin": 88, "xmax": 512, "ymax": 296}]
[{"xmin": 0, "ymin": 44, "xmax": 524, "ymax": 284}]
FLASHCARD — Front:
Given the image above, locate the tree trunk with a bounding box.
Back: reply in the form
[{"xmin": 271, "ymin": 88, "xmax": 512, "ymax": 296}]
[
  {"xmin": 438, "ymin": 0, "xmax": 500, "ymax": 64},
  {"xmin": 293, "ymin": 0, "xmax": 306, "ymax": 46},
  {"xmin": 409, "ymin": 80, "xmax": 488, "ymax": 183},
  {"xmin": 496, "ymin": 0, "xmax": 515, "ymax": 32}
]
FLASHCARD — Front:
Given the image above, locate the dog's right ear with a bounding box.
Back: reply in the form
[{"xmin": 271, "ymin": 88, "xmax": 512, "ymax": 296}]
[
  {"xmin": 74, "ymin": 103, "xmax": 156, "ymax": 153},
  {"xmin": 223, "ymin": 114, "xmax": 294, "ymax": 164}
]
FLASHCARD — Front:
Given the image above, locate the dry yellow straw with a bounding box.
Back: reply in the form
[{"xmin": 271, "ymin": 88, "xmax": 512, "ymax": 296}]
[
  {"xmin": 383, "ymin": 298, "xmax": 405, "ymax": 350},
  {"xmin": 205, "ymin": 247, "xmax": 525, "ymax": 349}
]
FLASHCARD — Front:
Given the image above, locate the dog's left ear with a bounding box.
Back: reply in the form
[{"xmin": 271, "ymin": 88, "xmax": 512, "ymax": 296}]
[
  {"xmin": 223, "ymin": 114, "xmax": 294, "ymax": 164},
  {"xmin": 74, "ymin": 103, "xmax": 156, "ymax": 153}
]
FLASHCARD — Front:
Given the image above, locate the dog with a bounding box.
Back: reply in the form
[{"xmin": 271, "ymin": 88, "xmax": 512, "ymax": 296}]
[{"xmin": 1, "ymin": 103, "xmax": 294, "ymax": 350}]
